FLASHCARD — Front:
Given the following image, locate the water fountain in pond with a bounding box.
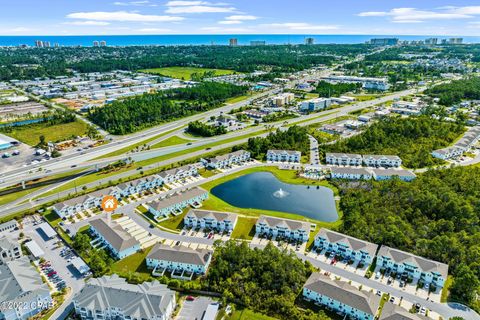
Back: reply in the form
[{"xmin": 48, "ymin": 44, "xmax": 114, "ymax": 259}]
[{"xmin": 273, "ymin": 188, "xmax": 289, "ymax": 199}]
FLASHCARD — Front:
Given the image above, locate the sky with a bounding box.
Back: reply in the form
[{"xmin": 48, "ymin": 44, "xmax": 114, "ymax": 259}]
[{"xmin": 2, "ymin": 0, "xmax": 480, "ymax": 36}]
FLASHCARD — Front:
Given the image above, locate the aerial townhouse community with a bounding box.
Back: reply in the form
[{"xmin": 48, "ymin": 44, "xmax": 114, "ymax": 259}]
[
  {"xmin": 255, "ymin": 215, "xmax": 311, "ymax": 242},
  {"xmin": 432, "ymin": 125, "xmax": 480, "ymax": 160},
  {"xmin": 184, "ymin": 209, "xmax": 238, "ymax": 233},
  {"xmin": 146, "ymin": 243, "xmax": 213, "ymax": 279},
  {"xmin": 73, "ymin": 275, "xmax": 176, "ymax": 320},
  {"xmin": 147, "ymin": 187, "xmax": 209, "ymax": 219},
  {"xmin": 201, "ymin": 150, "xmax": 251, "ymax": 169}
]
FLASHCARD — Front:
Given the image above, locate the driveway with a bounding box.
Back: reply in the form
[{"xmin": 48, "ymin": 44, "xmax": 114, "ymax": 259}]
[{"xmin": 176, "ymin": 297, "xmax": 216, "ymax": 320}]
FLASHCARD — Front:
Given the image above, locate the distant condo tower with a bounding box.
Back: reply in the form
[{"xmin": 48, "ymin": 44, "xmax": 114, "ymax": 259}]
[
  {"xmin": 100, "ymin": 40, "xmax": 107, "ymax": 47},
  {"xmin": 229, "ymin": 38, "xmax": 238, "ymax": 46},
  {"xmin": 368, "ymin": 38, "xmax": 399, "ymax": 46},
  {"xmin": 305, "ymin": 37, "xmax": 314, "ymax": 45},
  {"xmin": 93, "ymin": 41, "xmax": 99, "ymax": 47},
  {"xmin": 250, "ymin": 40, "xmax": 266, "ymax": 46}
]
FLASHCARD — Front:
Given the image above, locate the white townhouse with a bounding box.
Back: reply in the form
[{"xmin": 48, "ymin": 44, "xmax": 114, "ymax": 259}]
[
  {"xmin": 184, "ymin": 209, "xmax": 238, "ymax": 232},
  {"xmin": 363, "ymin": 155, "xmax": 402, "ymax": 168},
  {"xmin": 89, "ymin": 217, "xmax": 141, "ymax": 259},
  {"xmin": 0, "ymin": 220, "xmax": 18, "ymax": 233},
  {"xmin": 303, "ymin": 273, "xmax": 381, "ymax": 320},
  {"xmin": 431, "ymin": 146, "xmax": 464, "ymax": 160},
  {"xmin": 372, "ymin": 169, "xmax": 416, "ymax": 182},
  {"xmin": 266, "ymin": 150, "xmax": 301, "ymax": 163},
  {"xmin": 330, "ymin": 167, "xmax": 373, "ymax": 180},
  {"xmin": 314, "ymin": 229, "xmax": 378, "ymax": 266},
  {"xmin": 53, "ymin": 186, "xmax": 122, "ymax": 218},
  {"xmin": 255, "ymin": 215, "xmax": 310, "ymax": 242},
  {"xmin": 73, "ymin": 275, "xmax": 176, "ymax": 320},
  {"xmin": 158, "ymin": 164, "xmax": 198, "ymax": 184},
  {"xmin": 0, "ymin": 236, "xmax": 21, "ymax": 264},
  {"xmin": 0, "ymin": 257, "xmax": 53, "ymax": 320},
  {"xmin": 201, "ymin": 150, "xmax": 251, "ymax": 169},
  {"xmin": 325, "ymin": 153, "xmax": 362, "ymax": 166},
  {"xmin": 117, "ymin": 175, "xmax": 163, "ymax": 197},
  {"xmin": 376, "ymin": 245, "xmax": 448, "ymax": 288},
  {"xmin": 146, "ymin": 243, "xmax": 213, "ymax": 277},
  {"xmin": 148, "ymin": 187, "xmax": 209, "ymax": 218}
]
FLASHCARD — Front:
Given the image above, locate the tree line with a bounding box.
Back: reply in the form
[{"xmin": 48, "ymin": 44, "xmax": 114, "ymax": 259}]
[
  {"xmin": 187, "ymin": 120, "xmax": 226, "ymax": 137},
  {"xmin": 426, "ymin": 77, "xmax": 480, "ymax": 106}
]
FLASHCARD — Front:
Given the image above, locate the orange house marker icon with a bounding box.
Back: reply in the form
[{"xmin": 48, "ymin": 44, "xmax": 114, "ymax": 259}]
[{"xmin": 101, "ymin": 196, "xmax": 118, "ymax": 212}]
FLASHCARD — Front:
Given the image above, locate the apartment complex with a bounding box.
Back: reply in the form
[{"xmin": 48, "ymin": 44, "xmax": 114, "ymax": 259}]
[
  {"xmin": 0, "ymin": 235, "xmax": 22, "ymax": 264},
  {"xmin": 73, "ymin": 275, "xmax": 176, "ymax": 320},
  {"xmin": 326, "ymin": 153, "xmax": 363, "ymax": 166},
  {"xmin": 157, "ymin": 164, "xmax": 198, "ymax": 184},
  {"xmin": 432, "ymin": 126, "xmax": 480, "ymax": 160},
  {"xmin": 266, "ymin": 149, "xmax": 301, "ymax": 163},
  {"xmin": 326, "ymin": 153, "xmax": 401, "ymax": 168},
  {"xmin": 147, "ymin": 187, "xmax": 209, "ymax": 218},
  {"xmin": 330, "ymin": 167, "xmax": 373, "ymax": 180},
  {"xmin": 201, "ymin": 150, "xmax": 251, "ymax": 169},
  {"xmin": 256, "ymin": 215, "xmax": 311, "ymax": 242},
  {"xmin": 184, "ymin": 209, "xmax": 238, "ymax": 232}
]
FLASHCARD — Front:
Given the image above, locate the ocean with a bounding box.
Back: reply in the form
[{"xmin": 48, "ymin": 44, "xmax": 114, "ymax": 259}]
[{"xmin": 0, "ymin": 34, "xmax": 479, "ymax": 47}]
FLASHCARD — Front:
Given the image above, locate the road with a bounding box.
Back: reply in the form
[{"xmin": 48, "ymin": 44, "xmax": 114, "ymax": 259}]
[{"xmin": 308, "ymin": 135, "xmax": 320, "ymax": 165}]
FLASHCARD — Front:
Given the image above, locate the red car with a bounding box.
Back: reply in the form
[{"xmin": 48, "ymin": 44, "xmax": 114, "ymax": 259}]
[
  {"xmin": 48, "ymin": 271, "xmax": 57, "ymax": 277},
  {"xmin": 186, "ymin": 296, "xmax": 195, "ymax": 301}
]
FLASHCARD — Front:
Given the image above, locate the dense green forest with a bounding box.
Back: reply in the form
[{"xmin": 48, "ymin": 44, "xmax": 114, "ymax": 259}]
[
  {"xmin": 243, "ymin": 126, "xmax": 310, "ymax": 160},
  {"xmin": 321, "ymin": 116, "xmax": 465, "ymax": 168},
  {"xmin": 205, "ymin": 241, "xmax": 328, "ymax": 320},
  {"xmin": 426, "ymin": 77, "xmax": 480, "ymax": 106},
  {"xmin": 337, "ymin": 166, "xmax": 480, "ymax": 309},
  {"xmin": 314, "ymin": 81, "xmax": 361, "ymax": 97},
  {"xmin": 88, "ymin": 82, "xmax": 248, "ymax": 134},
  {"xmin": 187, "ymin": 120, "xmax": 226, "ymax": 137}
]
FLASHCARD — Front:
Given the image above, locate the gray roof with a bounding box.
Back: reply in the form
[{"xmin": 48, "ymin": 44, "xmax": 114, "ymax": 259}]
[
  {"xmin": 377, "ymin": 246, "xmax": 448, "ymax": 278},
  {"xmin": 90, "ymin": 217, "xmax": 140, "ymax": 252},
  {"xmin": 74, "ymin": 275, "xmax": 175, "ymax": 319},
  {"xmin": 0, "ymin": 257, "xmax": 50, "ymax": 311},
  {"xmin": 326, "ymin": 152, "xmax": 362, "ymax": 159},
  {"xmin": 372, "ymin": 169, "xmax": 416, "ymax": 178},
  {"xmin": 304, "ymin": 272, "xmax": 381, "ymax": 315},
  {"xmin": 149, "ymin": 187, "xmax": 207, "ymax": 211},
  {"xmin": 316, "ymin": 228, "xmax": 378, "ymax": 257},
  {"xmin": 380, "ymin": 303, "xmax": 428, "ymax": 320},
  {"xmin": 257, "ymin": 215, "xmax": 310, "ymax": 232},
  {"xmin": 147, "ymin": 243, "xmax": 212, "ymax": 266},
  {"xmin": 206, "ymin": 150, "xmax": 249, "ymax": 164},
  {"xmin": 186, "ymin": 209, "xmax": 238, "ymax": 224},
  {"xmin": 331, "ymin": 167, "xmax": 372, "ymax": 176},
  {"xmin": 363, "ymin": 155, "xmax": 401, "ymax": 161},
  {"xmin": 0, "ymin": 220, "xmax": 18, "ymax": 230},
  {"xmin": 87, "ymin": 186, "xmax": 119, "ymax": 199},
  {"xmin": 53, "ymin": 194, "xmax": 90, "ymax": 210},
  {"xmin": 158, "ymin": 164, "xmax": 196, "ymax": 179},
  {"xmin": 0, "ymin": 235, "xmax": 19, "ymax": 252},
  {"xmin": 267, "ymin": 149, "xmax": 301, "ymax": 156}
]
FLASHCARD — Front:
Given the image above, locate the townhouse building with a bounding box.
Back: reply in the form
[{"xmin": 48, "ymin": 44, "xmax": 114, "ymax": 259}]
[
  {"xmin": 314, "ymin": 229, "xmax": 378, "ymax": 266},
  {"xmin": 89, "ymin": 217, "xmax": 141, "ymax": 259},
  {"xmin": 0, "ymin": 257, "xmax": 53, "ymax": 320},
  {"xmin": 372, "ymin": 169, "xmax": 416, "ymax": 182},
  {"xmin": 432, "ymin": 126, "xmax": 480, "ymax": 160},
  {"xmin": 431, "ymin": 146, "xmax": 464, "ymax": 160},
  {"xmin": 380, "ymin": 303, "xmax": 428, "ymax": 320},
  {"xmin": 376, "ymin": 246, "xmax": 448, "ymax": 288},
  {"xmin": 266, "ymin": 150, "xmax": 301, "ymax": 163},
  {"xmin": 0, "ymin": 220, "xmax": 18, "ymax": 233},
  {"xmin": 0, "ymin": 236, "xmax": 21, "ymax": 264},
  {"xmin": 73, "ymin": 275, "xmax": 176, "ymax": 320},
  {"xmin": 158, "ymin": 164, "xmax": 198, "ymax": 184},
  {"xmin": 301, "ymin": 98, "xmax": 332, "ymax": 112},
  {"xmin": 325, "ymin": 153, "xmax": 362, "ymax": 166},
  {"xmin": 256, "ymin": 215, "xmax": 311, "ymax": 242},
  {"xmin": 303, "ymin": 273, "xmax": 381, "ymax": 320},
  {"xmin": 363, "ymin": 155, "xmax": 402, "ymax": 168},
  {"xmin": 148, "ymin": 187, "xmax": 209, "ymax": 218},
  {"xmin": 201, "ymin": 150, "xmax": 251, "ymax": 169},
  {"xmin": 146, "ymin": 243, "xmax": 213, "ymax": 277},
  {"xmin": 117, "ymin": 175, "xmax": 163, "ymax": 197},
  {"xmin": 330, "ymin": 167, "xmax": 373, "ymax": 180},
  {"xmin": 184, "ymin": 209, "xmax": 238, "ymax": 232}
]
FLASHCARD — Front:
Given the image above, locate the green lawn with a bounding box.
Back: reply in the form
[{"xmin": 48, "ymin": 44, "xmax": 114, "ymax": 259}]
[
  {"xmin": 3, "ymin": 120, "xmax": 89, "ymax": 145},
  {"xmin": 227, "ymin": 308, "xmax": 278, "ymax": 320},
  {"xmin": 111, "ymin": 246, "xmax": 154, "ymax": 282},
  {"xmin": 225, "ymin": 94, "xmax": 252, "ymax": 104},
  {"xmin": 158, "ymin": 209, "xmax": 187, "ymax": 231},
  {"xmin": 139, "ymin": 66, "xmax": 238, "ymax": 80},
  {"xmin": 230, "ymin": 217, "xmax": 257, "ymax": 240},
  {"xmin": 198, "ymin": 168, "xmax": 217, "ymax": 178},
  {"xmin": 151, "ymin": 135, "xmax": 192, "ymax": 149}
]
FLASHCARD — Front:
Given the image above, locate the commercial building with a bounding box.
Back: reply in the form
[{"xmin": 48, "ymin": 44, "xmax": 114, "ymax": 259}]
[
  {"xmin": 376, "ymin": 245, "xmax": 448, "ymax": 288},
  {"xmin": 330, "ymin": 167, "xmax": 373, "ymax": 180},
  {"xmin": 266, "ymin": 149, "xmax": 301, "ymax": 163},
  {"xmin": 325, "ymin": 153, "xmax": 362, "ymax": 166},
  {"xmin": 24, "ymin": 240, "xmax": 44, "ymax": 260},
  {"xmin": 300, "ymin": 98, "xmax": 332, "ymax": 112},
  {"xmin": 0, "ymin": 236, "xmax": 21, "ymax": 263},
  {"xmin": 201, "ymin": 150, "xmax": 251, "ymax": 169},
  {"xmin": 322, "ymin": 75, "xmax": 389, "ymax": 91},
  {"xmin": 146, "ymin": 243, "xmax": 213, "ymax": 278},
  {"xmin": 314, "ymin": 229, "xmax": 378, "ymax": 266},
  {"xmin": 89, "ymin": 217, "xmax": 141, "ymax": 259},
  {"xmin": 363, "ymin": 155, "xmax": 402, "ymax": 168},
  {"xmin": 371, "ymin": 169, "xmax": 416, "ymax": 182},
  {"xmin": 0, "ymin": 220, "xmax": 18, "ymax": 233},
  {"xmin": 73, "ymin": 274, "xmax": 176, "ymax": 320},
  {"xmin": 184, "ymin": 209, "xmax": 238, "ymax": 232},
  {"xmin": 157, "ymin": 164, "xmax": 198, "ymax": 184},
  {"xmin": 148, "ymin": 187, "xmax": 209, "ymax": 218},
  {"xmin": 303, "ymin": 273, "xmax": 380, "ymax": 320},
  {"xmin": 272, "ymin": 93, "xmax": 295, "ymax": 106},
  {"xmin": 229, "ymin": 38, "xmax": 238, "ymax": 46},
  {"xmin": 0, "ymin": 257, "xmax": 53, "ymax": 320},
  {"xmin": 256, "ymin": 215, "xmax": 311, "ymax": 242}
]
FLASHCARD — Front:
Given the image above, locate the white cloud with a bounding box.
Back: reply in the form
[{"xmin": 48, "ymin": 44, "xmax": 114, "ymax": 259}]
[
  {"xmin": 263, "ymin": 22, "xmax": 339, "ymax": 31},
  {"xmin": 2, "ymin": 27, "xmax": 33, "ymax": 33},
  {"xmin": 358, "ymin": 7, "xmax": 474, "ymax": 23},
  {"xmin": 165, "ymin": 1, "xmax": 210, "ymax": 6},
  {"xmin": 201, "ymin": 26, "xmax": 250, "ymax": 32},
  {"xmin": 64, "ymin": 20, "xmax": 111, "ymax": 26},
  {"xmin": 219, "ymin": 20, "xmax": 241, "ymax": 24},
  {"xmin": 224, "ymin": 15, "xmax": 257, "ymax": 21},
  {"xmin": 137, "ymin": 27, "xmax": 172, "ymax": 33},
  {"xmin": 67, "ymin": 11, "xmax": 184, "ymax": 22},
  {"xmin": 165, "ymin": 5, "xmax": 235, "ymax": 14}
]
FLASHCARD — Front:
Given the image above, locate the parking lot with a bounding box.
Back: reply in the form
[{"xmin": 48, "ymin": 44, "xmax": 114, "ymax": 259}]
[
  {"xmin": 306, "ymin": 249, "xmax": 369, "ymax": 277},
  {"xmin": 181, "ymin": 228, "xmax": 231, "ymax": 242},
  {"xmin": 251, "ymin": 233, "xmax": 307, "ymax": 253}
]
